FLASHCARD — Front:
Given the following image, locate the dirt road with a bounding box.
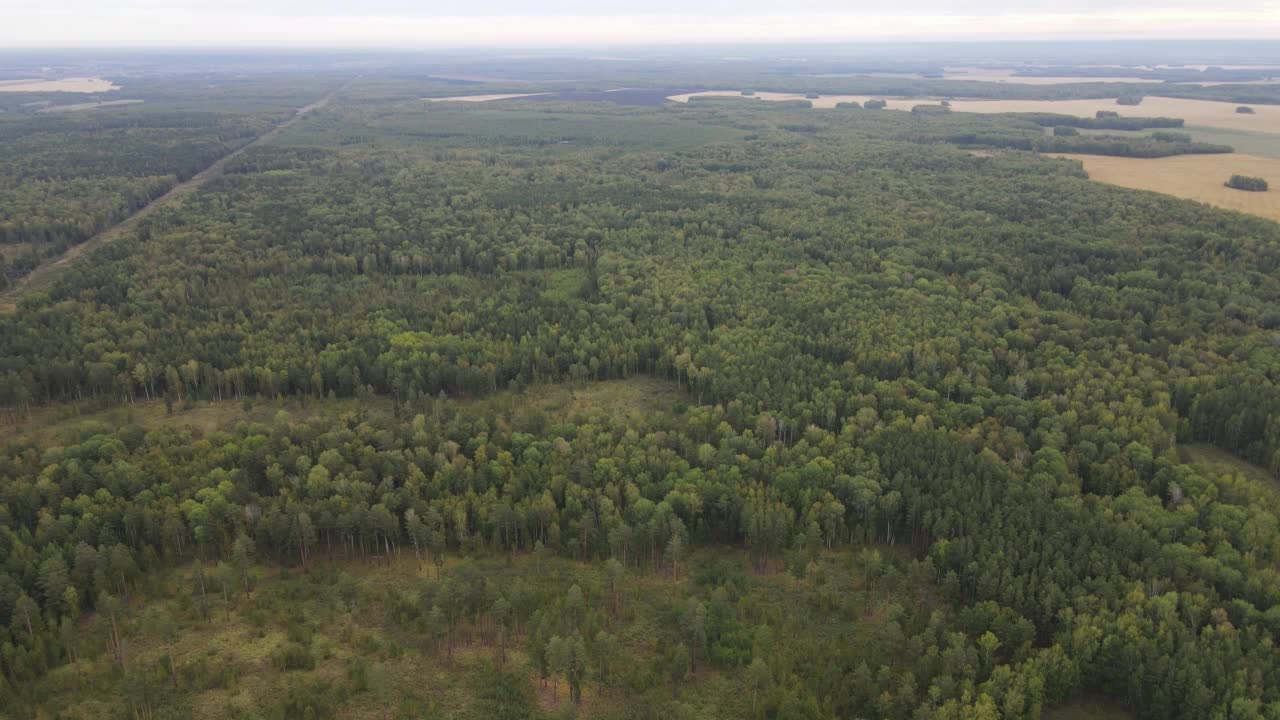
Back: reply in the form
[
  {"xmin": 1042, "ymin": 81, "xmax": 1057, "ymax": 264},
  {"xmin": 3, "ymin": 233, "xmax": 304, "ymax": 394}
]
[{"xmin": 0, "ymin": 82, "xmax": 348, "ymax": 313}]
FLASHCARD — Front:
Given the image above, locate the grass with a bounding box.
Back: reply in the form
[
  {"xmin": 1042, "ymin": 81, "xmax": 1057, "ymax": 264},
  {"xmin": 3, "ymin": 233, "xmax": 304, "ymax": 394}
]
[
  {"xmin": 540, "ymin": 267, "xmax": 589, "ymax": 302},
  {"xmin": 0, "ymin": 375, "xmax": 684, "ymax": 446},
  {"xmin": 1053, "ymin": 152, "xmax": 1280, "ymax": 222},
  {"xmin": 1072, "ymin": 125, "xmax": 1280, "ymax": 159},
  {"xmin": 0, "ymin": 396, "xmax": 394, "ymax": 446},
  {"xmin": 1180, "ymin": 125, "xmax": 1280, "ymax": 159},
  {"xmin": 1179, "ymin": 443, "xmax": 1278, "ymax": 488},
  {"xmin": 464, "ymin": 376, "xmax": 686, "ymax": 430},
  {"xmin": 16, "ymin": 547, "xmax": 915, "ymax": 720}
]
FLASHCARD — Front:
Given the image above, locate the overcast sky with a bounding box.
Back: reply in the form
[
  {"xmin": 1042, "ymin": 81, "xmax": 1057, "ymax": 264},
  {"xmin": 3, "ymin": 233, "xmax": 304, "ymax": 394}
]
[{"xmin": 3, "ymin": 0, "xmax": 1278, "ymax": 47}]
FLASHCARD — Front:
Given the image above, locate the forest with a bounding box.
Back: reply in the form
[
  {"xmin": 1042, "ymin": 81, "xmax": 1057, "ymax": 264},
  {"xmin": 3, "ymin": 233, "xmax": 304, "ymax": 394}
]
[
  {"xmin": 0, "ymin": 76, "xmax": 339, "ymax": 287},
  {"xmin": 1, "ymin": 66, "xmax": 1280, "ymax": 720}
]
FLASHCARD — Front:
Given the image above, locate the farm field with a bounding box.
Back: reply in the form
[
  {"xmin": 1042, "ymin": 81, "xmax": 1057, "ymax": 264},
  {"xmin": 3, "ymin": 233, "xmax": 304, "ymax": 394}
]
[
  {"xmin": 944, "ymin": 96, "xmax": 1280, "ymax": 133},
  {"xmin": 1054, "ymin": 152, "xmax": 1280, "ymax": 221},
  {"xmin": 0, "ymin": 77, "xmax": 120, "ymax": 92},
  {"xmin": 668, "ymin": 91, "xmax": 1280, "ymax": 134},
  {"xmin": 1076, "ymin": 125, "xmax": 1280, "ymax": 158}
]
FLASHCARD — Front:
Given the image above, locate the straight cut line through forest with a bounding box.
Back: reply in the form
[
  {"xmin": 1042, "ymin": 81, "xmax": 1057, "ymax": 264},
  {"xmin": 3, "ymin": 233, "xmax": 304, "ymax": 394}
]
[{"xmin": 0, "ymin": 81, "xmax": 351, "ymax": 314}]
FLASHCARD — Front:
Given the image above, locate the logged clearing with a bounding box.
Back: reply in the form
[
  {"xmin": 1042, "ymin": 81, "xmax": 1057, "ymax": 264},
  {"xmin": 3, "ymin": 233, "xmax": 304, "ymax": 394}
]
[
  {"xmin": 427, "ymin": 92, "xmax": 549, "ymax": 102},
  {"xmin": 1054, "ymin": 153, "xmax": 1280, "ymax": 222},
  {"xmin": 0, "ymin": 77, "xmax": 120, "ymax": 92}
]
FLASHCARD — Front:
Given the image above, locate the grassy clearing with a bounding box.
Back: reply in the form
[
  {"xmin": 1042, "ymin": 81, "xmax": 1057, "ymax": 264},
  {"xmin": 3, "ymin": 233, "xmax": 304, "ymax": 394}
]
[
  {"xmin": 0, "ymin": 396, "xmax": 395, "ymax": 446},
  {"xmin": 1180, "ymin": 443, "xmax": 1278, "ymax": 489},
  {"xmin": 1053, "ymin": 152, "xmax": 1280, "ymax": 222},
  {"xmin": 464, "ymin": 376, "xmax": 686, "ymax": 429},
  {"xmin": 0, "ymin": 376, "xmax": 684, "ymax": 446},
  {"xmin": 19, "ymin": 547, "xmax": 914, "ymax": 720},
  {"xmin": 540, "ymin": 267, "xmax": 590, "ymax": 302}
]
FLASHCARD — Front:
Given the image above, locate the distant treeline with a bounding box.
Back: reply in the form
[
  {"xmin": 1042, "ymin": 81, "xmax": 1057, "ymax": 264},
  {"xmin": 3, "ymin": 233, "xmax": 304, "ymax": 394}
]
[
  {"xmin": 1012, "ymin": 112, "xmax": 1186, "ymax": 130},
  {"xmin": 944, "ymin": 132, "xmax": 1231, "ymax": 158}
]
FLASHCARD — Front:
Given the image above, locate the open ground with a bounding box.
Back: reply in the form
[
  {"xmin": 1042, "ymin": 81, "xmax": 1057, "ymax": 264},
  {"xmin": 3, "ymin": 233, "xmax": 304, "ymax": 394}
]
[
  {"xmin": 1053, "ymin": 153, "xmax": 1280, "ymax": 222},
  {"xmin": 0, "ymin": 77, "xmax": 120, "ymax": 92}
]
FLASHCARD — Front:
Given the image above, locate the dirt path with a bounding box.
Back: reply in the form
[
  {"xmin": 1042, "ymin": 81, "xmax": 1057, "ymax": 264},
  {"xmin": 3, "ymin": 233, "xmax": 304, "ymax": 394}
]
[{"xmin": 0, "ymin": 82, "xmax": 348, "ymax": 313}]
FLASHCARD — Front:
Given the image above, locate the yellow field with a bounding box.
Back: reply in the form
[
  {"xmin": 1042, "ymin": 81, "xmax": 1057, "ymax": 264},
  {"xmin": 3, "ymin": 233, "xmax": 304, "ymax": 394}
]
[
  {"xmin": 668, "ymin": 91, "xmax": 1280, "ymax": 135},
  {"xmin": 944, "ymin": 96, "xmax": 1280, "ymax": 134},
  {"xmin": 0, "ymin": 77, "xmax": 119, "ymax": 92},
  {"xmin": 1053, "ymin": 153, "xmax": 1280, "ymax": 222}
]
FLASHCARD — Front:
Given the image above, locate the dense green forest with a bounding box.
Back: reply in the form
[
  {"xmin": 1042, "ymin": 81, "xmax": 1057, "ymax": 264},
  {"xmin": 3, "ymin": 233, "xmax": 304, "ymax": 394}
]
[{"xmin": 1, "ymin": 72, "xmax": 1280, "ymax": 720}]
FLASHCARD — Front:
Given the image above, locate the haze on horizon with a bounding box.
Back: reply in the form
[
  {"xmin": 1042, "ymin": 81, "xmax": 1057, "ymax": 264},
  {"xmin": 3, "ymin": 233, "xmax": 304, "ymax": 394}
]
[{"xmin": 2, "ymin": 0, "xmax": 1280, "ymax": 48}]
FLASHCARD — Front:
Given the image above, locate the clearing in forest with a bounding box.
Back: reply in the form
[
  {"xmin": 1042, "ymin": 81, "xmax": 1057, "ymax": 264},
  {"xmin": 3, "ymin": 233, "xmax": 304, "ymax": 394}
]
[
  {"xmin": 1179, "ymin": 443, "xmax": 1279, "ymax": 489},
  {"xmin": 1052, "ymin": 152, "xmax": 1280, "ymax": 222},
  {"xmin": 0, "ymin": 376, "xmax": 683, "ymax": 445}
]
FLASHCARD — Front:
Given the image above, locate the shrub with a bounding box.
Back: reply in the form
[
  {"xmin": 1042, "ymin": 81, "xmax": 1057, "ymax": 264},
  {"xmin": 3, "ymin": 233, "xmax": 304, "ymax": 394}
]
[
  {"xmin": 741, "ymin": 90, "xmax": 755, "ymax": 96},
  {"xmin": 835, "ymin": 101, "xmax": 862, "ymax": 109},
  {"xmin": 864, "ymin": 99, "xmax": 887, "ymax": 109},
  {"xmin": 1225, "ymin": 175, "xmax": 1269, "ymax": 192},
  {"xmin": 1053, "ymin": 126, "xmax": 1080, "ymax": 136},
  {"xmin": 1096, "ymin": 110, "xmax": 1120, "ymax": 119},
  {"xmin": 1117, "ymin": 95, "xmax": 1144, "ymax": 106},
  {"xmin": 270, "ymin": 641, "xmax": 316, "ymax": 671},
  {"xmin": 1237, "ymin": 106, "xmax": 1256, "ymax": 114},
  {"xmin": 1151, "ymin": 131, "xmax": 1192, "ymax": 143},
  {"xmin": 805, "ymin": 93, "xmax": 819, "ymax": 100}
]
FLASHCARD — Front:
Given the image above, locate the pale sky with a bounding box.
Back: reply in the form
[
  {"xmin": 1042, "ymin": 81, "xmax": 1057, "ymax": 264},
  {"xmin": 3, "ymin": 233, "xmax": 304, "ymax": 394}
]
[{"xmin": 2, "ymin": 0, "xmax": 1279, "ymax": 47}]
